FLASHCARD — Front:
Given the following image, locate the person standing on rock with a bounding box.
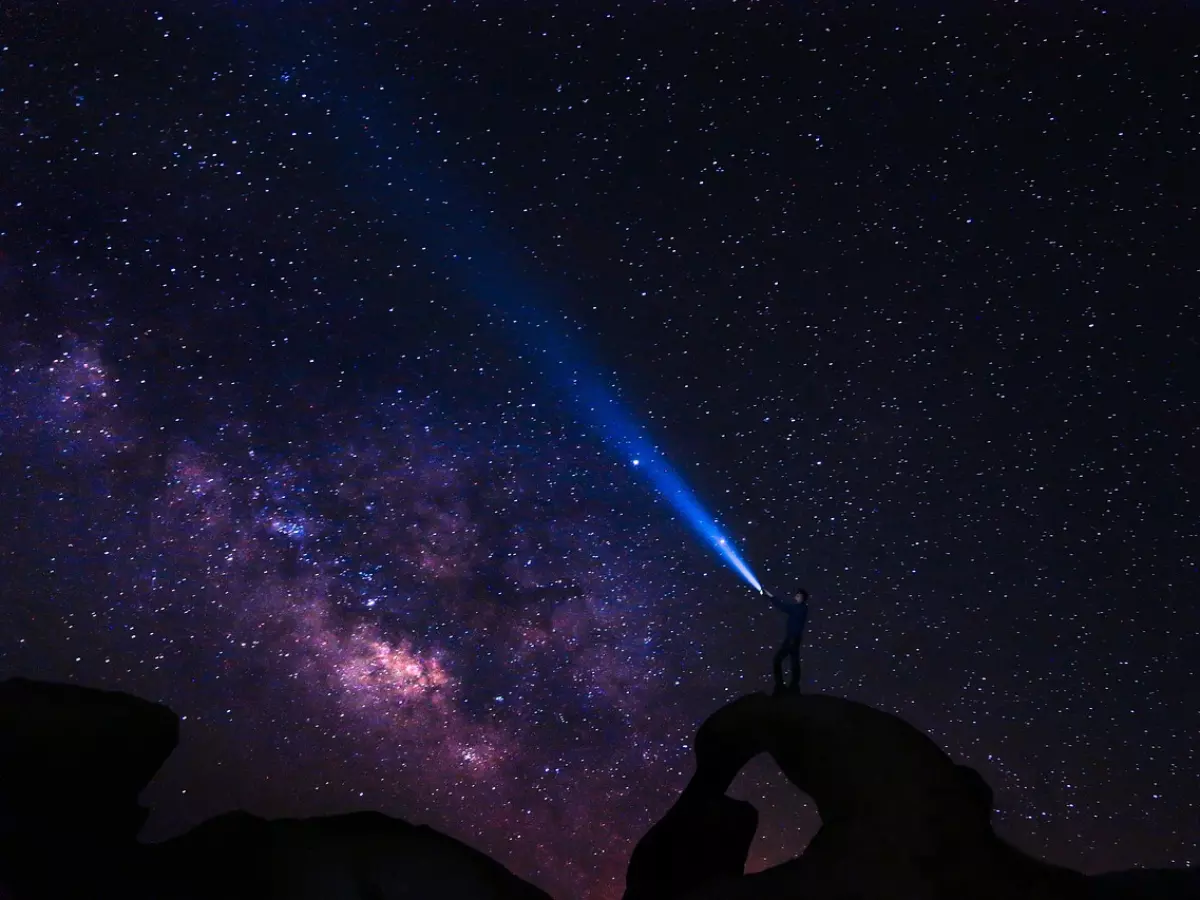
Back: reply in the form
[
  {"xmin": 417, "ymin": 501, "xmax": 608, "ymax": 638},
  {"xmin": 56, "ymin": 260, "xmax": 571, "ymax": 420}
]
[{"xmin": 765, "ymin": 588, "xmax": 809, "ymax": 693}]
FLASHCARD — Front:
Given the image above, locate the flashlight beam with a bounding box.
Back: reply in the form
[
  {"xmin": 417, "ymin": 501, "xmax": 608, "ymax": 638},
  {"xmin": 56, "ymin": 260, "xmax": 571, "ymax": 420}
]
[
  {"xmin": 570, "ymin": 377, "xmax": 763, "ymax": 593},
  {"xmin": 271, "ymin": 51, "xmax": 763, "ymax": 591},
  {"xmin": 456, "ymin": 252, "xmax": 764, "ymax": 593}
]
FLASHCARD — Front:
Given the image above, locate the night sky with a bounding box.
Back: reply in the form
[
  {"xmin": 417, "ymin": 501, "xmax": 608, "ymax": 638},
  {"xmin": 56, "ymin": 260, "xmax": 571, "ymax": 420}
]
[{"xmin": 1, "ymin": 2, "xmax": 1197, "ymax": 898}]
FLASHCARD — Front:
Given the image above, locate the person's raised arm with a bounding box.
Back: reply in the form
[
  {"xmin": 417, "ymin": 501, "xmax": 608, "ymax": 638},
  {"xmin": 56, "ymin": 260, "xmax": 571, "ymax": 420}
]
[{"xmin": 765, "ymin": 589, "xmax": 787, "ymax": 612}]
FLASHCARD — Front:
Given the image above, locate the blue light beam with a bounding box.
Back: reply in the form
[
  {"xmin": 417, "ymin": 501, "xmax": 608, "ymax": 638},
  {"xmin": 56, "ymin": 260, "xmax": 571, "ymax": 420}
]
[
  {"xmin": 442, "ymin": 248, "xmax": 763, "ymax": 593},
  {"xmin": 447, "ymin": 244, "xmax": 763, "ymax": 594},
  {"xmin": 263, "ymin": 45, "xmax": 762, "ymax": 592},
  {"xmin": 569, "ymin": 374, "xmax": 763, "ymax": 594}
]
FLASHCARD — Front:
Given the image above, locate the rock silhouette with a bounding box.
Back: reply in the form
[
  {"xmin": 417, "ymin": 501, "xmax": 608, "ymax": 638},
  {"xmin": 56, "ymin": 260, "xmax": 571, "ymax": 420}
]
[
  {"xmin": 0, "ymin": 677, "xmax": 178, "ymax": 899},
  {"xmin": 0, "ymin": 678, "xmax": 1193, "ymax": 899},
  {"xmin": 1089, "ymin": 868, "xmax": 1200, "ymax": 899},
  {"xmin": 0, "ymin": 678, "xmax": 550, "ymax": 900},
  {"xmin": 625, "ymin": 790, "xmax": 758, "ymax": 900},
  {"xmin": 144, "ymin": 809, "xmax": 555, "ymax": 900},
  {"xmin": 0, "ymin": 676, "xmax": 178, "ymax": 844},
  {"xmin": 625, "ymin": 691, "xmax": 1195, "ymax": 900}
]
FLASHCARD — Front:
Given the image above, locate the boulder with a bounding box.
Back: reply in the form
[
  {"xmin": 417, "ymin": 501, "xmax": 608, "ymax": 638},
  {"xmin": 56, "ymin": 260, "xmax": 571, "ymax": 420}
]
[
  {"xmin": 627, "ymin": 691, "xmax": 1092, "ymax": 900},
  {"xmin": 0, "ymin": 677, "xmax": 179, "ymax": 898},
  {"xmin": 144, "ymin": 809, "xmax": 555, "ymax": 900},
  {"xmin": 625, "ymin": 789, "xmax": 757, "ymax": 900},
  {"xmin": 0, "ymin": 678, "xmax": 553, "ymax": 900},
  {"xmin": 0, "ymin": 677, "xmax": 178, "ymax": 843},
  {"xmin": 1088, "ymin": 867, "xmax": 1200, "ymax": 899}
]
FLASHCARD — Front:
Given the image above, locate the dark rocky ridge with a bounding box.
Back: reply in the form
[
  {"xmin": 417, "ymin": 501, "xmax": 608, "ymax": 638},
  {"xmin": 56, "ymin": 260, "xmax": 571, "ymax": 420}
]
[
  {"xmin": 625, "ymin": 691, "xmax": 1198, "ymax": 900},
  {"xmin": 0, "ymin": 677, "xmax": 549, "ymax": 900},
  {"xmin": 144, "ymin": 809, "xmax": 554, "ymax": 900},
  {"xmin": 0, "ymin": 676, "xmax": 178, "ymax": 847},
  {"xmin": 0, "ymin": 677, "xmax": 1194, "ymax": 899}
]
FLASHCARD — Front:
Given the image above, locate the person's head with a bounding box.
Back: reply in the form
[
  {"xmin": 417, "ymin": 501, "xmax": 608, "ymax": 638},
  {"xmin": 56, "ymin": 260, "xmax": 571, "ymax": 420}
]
[{"xmin": 794, "ymin": 589, "xmax": 809, "ymax": 604}]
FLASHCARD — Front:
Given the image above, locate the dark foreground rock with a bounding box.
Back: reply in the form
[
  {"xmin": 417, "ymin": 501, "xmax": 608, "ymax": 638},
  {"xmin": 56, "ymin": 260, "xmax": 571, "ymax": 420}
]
[
  {"xmin": 0, "ymin": 678, "xmax": 551, "ymax": 900},
  {"xmin": 1, "ymin": 678, "xmax": 1192, "ymax": 900},
  {"xmin": 142, "ymin": 809, "xmax": 555, "ymax": 900},
  {"xmin": 0, "ymin": 677, "xmax": 178, "ymax": 899},
  {"xmin": 0, "ymin": 676, "xmax": 178, "ymax": 845},
  {"xmin": 624, "ymin": 691, "xmax": 1195, "ymax": 900},
  {"xmin": 626, "ymin": 790, "xmax": 757, "ymax": 900},
  {"xmin": 1089, "ymin": 868, "xmax": 1200, "ymax": 899}
]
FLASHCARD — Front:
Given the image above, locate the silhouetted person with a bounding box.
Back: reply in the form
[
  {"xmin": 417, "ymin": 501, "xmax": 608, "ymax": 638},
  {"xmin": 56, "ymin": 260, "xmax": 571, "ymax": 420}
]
[{"xmin": 766, "ymin": 588, "xmax": 808, "ymax": 692}]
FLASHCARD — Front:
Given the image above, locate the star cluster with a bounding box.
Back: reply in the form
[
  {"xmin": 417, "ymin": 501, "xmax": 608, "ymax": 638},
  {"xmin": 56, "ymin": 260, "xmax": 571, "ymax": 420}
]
[
  {"xmin": 1, "ymin": 332, "xmax": 708, "ymax": 893},
  {"xmin": 1, "ymin": 3, "xmax": 1197, "ymax": 899}
]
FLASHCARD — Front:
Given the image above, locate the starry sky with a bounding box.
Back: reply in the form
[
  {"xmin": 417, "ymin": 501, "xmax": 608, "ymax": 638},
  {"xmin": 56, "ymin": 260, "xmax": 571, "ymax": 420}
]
[{"xmin": 1, "ymin": 2, "xmax": 1197, "ymax": 898}]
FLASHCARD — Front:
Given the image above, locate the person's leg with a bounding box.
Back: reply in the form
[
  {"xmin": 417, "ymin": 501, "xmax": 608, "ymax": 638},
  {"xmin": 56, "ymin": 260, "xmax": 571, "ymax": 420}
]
[
  {"xmin": 788, "ymin": 641, "xmax": 801, "ymax": 691},
  {"xmin": 772, "ymin": 643, "xmax": 787, "ymax": 689}
]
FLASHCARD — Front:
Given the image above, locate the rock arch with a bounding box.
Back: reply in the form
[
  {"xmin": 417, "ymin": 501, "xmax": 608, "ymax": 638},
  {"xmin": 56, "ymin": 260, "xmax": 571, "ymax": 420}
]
[{"xmin": 625, "ymin": 692, "xmax": 1088, "ymax": 900}]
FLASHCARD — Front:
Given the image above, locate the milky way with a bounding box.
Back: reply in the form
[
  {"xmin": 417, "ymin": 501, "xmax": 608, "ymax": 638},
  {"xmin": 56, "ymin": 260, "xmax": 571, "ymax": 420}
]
[
  {"xmin": 1, "ymin": 3, "xmax": 1197, "ymax": 899},
  {"xmin": 0, "ymin": 330, "xmax": 720, "ymax": 895}
]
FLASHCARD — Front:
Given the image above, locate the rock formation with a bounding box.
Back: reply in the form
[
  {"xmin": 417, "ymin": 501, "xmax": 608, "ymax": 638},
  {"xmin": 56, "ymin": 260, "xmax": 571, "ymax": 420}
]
[
  {"xmin": 0, "ymin": 677, "xmax": 179, "ymax": 899},
  {"xmin": 1089, "ymin": 868, "xmax": 1200, "ymax": 899},
  {"xmin": 0, "ymin": 678, "xmax": 1193, "ymax": 899},
  {"xmin": 0, "ymin": 676, "xmax": 179, "ymax": 844},
  {"xmin": 0, "ymin": 678, "xmax": 551, "ymax": 900},
  {"xmin": 142, "ymin": 809, "xmax": 555, "ymax": 900},
  {"xmin": 625, "ymin": 691, "xmax": 1194, "ymax": 900},
  {"xmin": 626, "ymin": 789, "xmax": 758, "ymax": 900}
]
